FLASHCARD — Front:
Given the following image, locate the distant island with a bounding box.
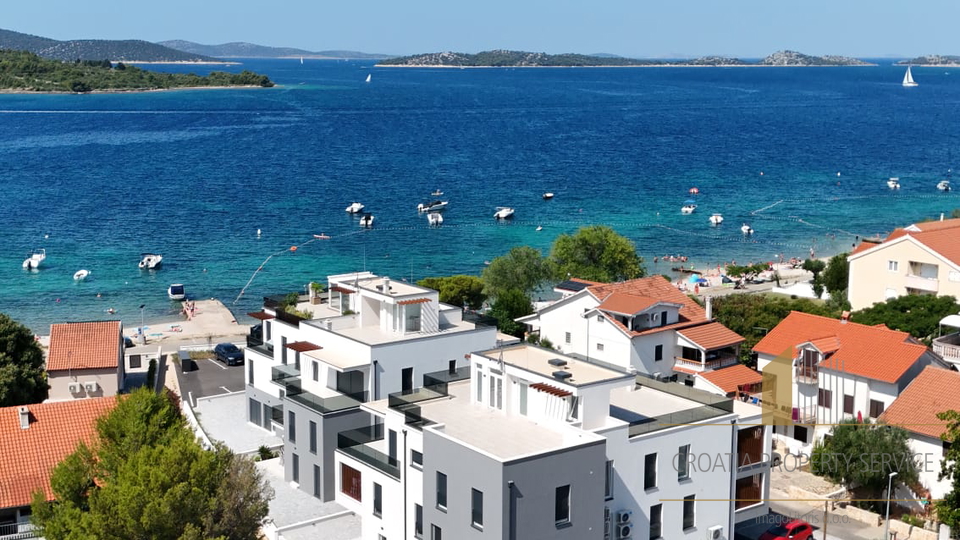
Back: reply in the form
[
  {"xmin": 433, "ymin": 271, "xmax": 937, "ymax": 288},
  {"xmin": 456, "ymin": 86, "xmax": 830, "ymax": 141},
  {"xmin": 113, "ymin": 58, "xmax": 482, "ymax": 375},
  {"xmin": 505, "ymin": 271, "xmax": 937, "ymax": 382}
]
[
  {"xmin": 159, "ymin": 40, "xmax": 390, "ymax": 60},
  {"xmin": 896, "ymin": 55, "xmax": 960, "ymax": 67},
  {"xmin": 0, "ymin": 28, "xmax": 219, "ymax": 63},
  {"xmin": 377, "ymin": 49, "xmax": 874, "ymax": 67},
  {"xmin": 0, "ymin": 50, "xmax": 273, "ymax": 93}
]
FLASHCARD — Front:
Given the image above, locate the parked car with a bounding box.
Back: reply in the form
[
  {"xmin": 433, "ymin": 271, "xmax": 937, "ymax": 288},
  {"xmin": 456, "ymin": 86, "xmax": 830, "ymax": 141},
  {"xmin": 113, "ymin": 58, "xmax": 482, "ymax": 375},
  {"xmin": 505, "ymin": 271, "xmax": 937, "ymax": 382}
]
[
  {"xmin": 759, "ymin": 519, "xmax": 813, "ymax": 540},
  {"xmin": 214, "ymin": 343, "xmax": 244, "ymax": 366}
]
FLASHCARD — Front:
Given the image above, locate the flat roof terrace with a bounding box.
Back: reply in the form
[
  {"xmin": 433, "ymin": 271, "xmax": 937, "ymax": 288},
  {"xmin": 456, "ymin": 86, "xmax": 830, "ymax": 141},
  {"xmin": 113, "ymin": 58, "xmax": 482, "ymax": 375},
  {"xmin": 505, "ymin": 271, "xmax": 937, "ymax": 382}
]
[
  {"xmin": 305, "ymin": 316, "xmax": 487, "ymax": 346},
  {"xmin": 477, "ymin": 344, "xmax": 633, "ymax": 387},
  {"xmin": 609, "ymin": 376, "xmax": 734, "ymax": 437}
]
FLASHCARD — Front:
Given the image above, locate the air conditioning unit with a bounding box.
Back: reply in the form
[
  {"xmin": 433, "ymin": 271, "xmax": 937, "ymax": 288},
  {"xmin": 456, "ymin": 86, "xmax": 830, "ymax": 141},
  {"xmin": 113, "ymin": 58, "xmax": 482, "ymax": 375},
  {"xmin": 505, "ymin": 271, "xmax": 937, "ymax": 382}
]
[
  {"xmin": 68, "ymin": 382, "xmax": 82, "ymax": 393},
  {"xmin": 84, "ymin": 381, "xmax": 99, "ymax": 392},
  {"xmin": 617, "ymin": 523, "xmax": 632, "ymax": 538},
  {"xmin": 707, "ymin": 525, "xmax": 724, "ymax": 540},
  {"xmin": 617, "ymin": 510, "xmax": 632, "ymax": 525}
]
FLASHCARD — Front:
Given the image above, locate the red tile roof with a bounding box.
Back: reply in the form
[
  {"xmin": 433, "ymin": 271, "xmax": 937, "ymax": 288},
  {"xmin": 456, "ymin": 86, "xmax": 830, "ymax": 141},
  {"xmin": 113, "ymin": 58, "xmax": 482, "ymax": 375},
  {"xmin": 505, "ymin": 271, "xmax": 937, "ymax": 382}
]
[
  {"xmin": 678, "ymin": 322, "xmax": 744, "ymax": 350},
  {"xmin": 596, "ymin": 292, "xmax": 663, "ymax": 316},
  {"xmin": 850, "ymin": 219, "xmax": 960, "ymax": 265},
  {"xmin": 808, "ymin": 336, "xmax": 841, "ymax": 354},
  {"xmin": 910, "ymin": 217, "xmax": 960, "ymax": 232},
  {"xmin": 753, "ymin": 311, "xmax": 929, "ymax": 383},
  {"xmin": 47, "ymin": 321, "xmax": 121, "ymax": 372},
  {"xmin": 587, "ymin": 276, "xmax": 708, "ymax": 337},
  {"xmin": 879, "ymin": 366, "xmax": 960, "ymax": 439},
  {"xmin": 699, "ymin": 365, "xmax": 763, "ymax": 395},
  {"xmin": 0, "ymin": 397, "xmax": 116, "ymax": 508}
]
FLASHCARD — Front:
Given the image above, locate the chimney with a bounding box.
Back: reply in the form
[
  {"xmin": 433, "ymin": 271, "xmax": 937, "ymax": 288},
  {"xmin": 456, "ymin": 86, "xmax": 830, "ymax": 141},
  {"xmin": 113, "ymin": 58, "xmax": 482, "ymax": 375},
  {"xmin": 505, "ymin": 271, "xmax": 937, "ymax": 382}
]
[
  {"xmin": 941, "ymin": 212, "xmax": 946, "ymax": 222},
  {"xmin": 18, "ymin": 406, "xmax": 29, "ymax": 429},
  {"xmin": 383, "ymin": 277, "xmax": 391, "ymax": 294},
  {"xmin": 705, "ymin": 295, "xmax": 713, "ymax": 320},
  {"xmin": 841, "ymin": 311, "xmax": 850, "ymax": 323}
]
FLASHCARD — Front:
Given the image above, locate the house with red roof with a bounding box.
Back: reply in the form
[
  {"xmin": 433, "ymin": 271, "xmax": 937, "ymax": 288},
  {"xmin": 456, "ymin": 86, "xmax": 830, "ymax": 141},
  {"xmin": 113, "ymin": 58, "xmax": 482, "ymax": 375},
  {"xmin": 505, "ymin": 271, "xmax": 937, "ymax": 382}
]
[
  {"xmin": 518, "ymin": 276, "xmax": 747, "ymax": 388},
  {"xmin": 847, "ymin": 217, "xmax": 960, "ymax": 310},
  {"xmin": 754, "ymin": 311, "xmax": 948, "ymax": 454},
  {"xmin": 46, "ymin": 321, "xmax": 124, "ymax": 402},
  {"xmin": 880, "ymin": 366, "xmax": 960, "ymax": 499},
  {"xmin": 0, "ymin": 397, "xmax": 116, "ymax": 533}
]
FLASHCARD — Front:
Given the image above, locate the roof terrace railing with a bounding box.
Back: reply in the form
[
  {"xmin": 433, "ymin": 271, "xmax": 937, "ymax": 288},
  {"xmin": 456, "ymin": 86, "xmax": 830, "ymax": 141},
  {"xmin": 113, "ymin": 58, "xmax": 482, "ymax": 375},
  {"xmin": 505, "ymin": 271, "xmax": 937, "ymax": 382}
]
[
  {"xmin": 627, "ymin": 372, "xmax": 735, "ymax": 438},
  {"xmin": 386, "ymin": 366, "xmax": 470, "ymax": 428},
  {"xmin": 337, "ymin": 423, "xmax": 399, "ymax": 479}
]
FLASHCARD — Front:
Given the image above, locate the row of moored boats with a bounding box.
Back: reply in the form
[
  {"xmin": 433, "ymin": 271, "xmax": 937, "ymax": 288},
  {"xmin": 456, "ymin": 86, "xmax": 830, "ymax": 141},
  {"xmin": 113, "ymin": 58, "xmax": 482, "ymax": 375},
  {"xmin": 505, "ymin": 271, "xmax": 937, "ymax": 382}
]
[
  {"xmin": 22, "ymin": 250, "xmax": 185, "ymax": 299},
  {"xmin": 344, "ymin": 190, "xmax": 556, "ymax": 228},
  {"xmin": 886, "ymin": 177, "xmax": 951, "ymax": 191},
  {"xmin": 680, "ymin": 189, "xmax": 753, "ymax": 234}
]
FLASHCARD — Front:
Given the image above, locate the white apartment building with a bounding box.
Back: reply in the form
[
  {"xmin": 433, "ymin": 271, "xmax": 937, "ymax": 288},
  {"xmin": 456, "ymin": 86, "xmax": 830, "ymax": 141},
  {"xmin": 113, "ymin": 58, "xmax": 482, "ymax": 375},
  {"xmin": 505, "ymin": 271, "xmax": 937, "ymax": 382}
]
[
  {"xmin": 754, "ymin": 311, "xmax": 947, "ymax": 455},
  {"xmin": 334, "ymin": 343, "xmax": 772, "ymax": 540},
  {"xmin": 243, "ymin": 271, "xmax": 501, "ymax": 501},
  {"xmin": 519, "ymin": 276, "xmax": 745, "ymax": 387}
]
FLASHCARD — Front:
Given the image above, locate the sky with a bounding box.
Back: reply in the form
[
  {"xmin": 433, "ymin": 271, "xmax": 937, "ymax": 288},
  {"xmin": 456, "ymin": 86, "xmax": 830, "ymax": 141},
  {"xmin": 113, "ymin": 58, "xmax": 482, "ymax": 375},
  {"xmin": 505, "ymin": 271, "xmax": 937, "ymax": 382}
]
[{"xmin": 6, "ymin": 0, "xmax": 958, "ymax": 58}]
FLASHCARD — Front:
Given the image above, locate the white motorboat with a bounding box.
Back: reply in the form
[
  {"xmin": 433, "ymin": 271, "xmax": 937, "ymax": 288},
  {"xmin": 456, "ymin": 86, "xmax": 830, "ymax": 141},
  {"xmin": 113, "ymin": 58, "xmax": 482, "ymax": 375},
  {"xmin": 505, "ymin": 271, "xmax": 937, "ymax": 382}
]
[
  {"xmin": 542, "ymin": 192, "xmax": 554, "ymax": 200},
  {"xmin": 139, "ymin": 253, "xmax": 163, "ymax": 270},
  {"xmin": 168, "ymin": 283, "xmax": 186, "ymax": 300},
  {"xmin": 887, "ymin": 177, "xmax": 901, "ymax": 189},
  {"xmin": 417, "ymin": 200, "xmax": 448, "ymax": 212},
  {"xmin": 681, "ymin": 204, "xmax": 697, "ymax": 215},
  {"xmin": 902, "ymin": 66, "xmax": 918, "ymax": 87},
  {"xmin": 431, "ymin": 189, "xmax": 443, "ymax": 196},
  {"xmin": 740, "ymin": 224, "xmax": 754, "ymax": 235},
  {"xmin": 345, "ymin": 202, "xmax": 365, "ymax": 214},
  {"xmin": 22, "ymin": 249, "xmax": 46, "ymax": 270},
  {"xmin": 360, "ymin": 214, "xmax": 375, "ymax": 228},
  {"xmin": 536, "ymin": 225, "xmax": 543, "ymax": 231},
  {"xmin": 427, "ymin": 212, "xmax": 443, "ymax": 226},
  {"xmin": 938, "ymin": 179, "xmax": 952, "ymax": 192},
  {"xmin": 709, "ymin": 213, "xmax": 724, "ymax": 225},
  {"xmin": 494, "ymin": 207, "xmax": 515, "ymax": 219},
  {"xmin": 73, "ymin": 269, "xmax": 90, "ymax": 281}
]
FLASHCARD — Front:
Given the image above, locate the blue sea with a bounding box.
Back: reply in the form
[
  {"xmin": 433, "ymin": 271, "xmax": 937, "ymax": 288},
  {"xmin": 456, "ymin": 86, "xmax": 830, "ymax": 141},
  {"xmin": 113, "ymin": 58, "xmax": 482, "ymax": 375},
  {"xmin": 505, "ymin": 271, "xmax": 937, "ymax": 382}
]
[{"xmin": 1, "ymin": 59, "xmax": 958, "ymax": 333}]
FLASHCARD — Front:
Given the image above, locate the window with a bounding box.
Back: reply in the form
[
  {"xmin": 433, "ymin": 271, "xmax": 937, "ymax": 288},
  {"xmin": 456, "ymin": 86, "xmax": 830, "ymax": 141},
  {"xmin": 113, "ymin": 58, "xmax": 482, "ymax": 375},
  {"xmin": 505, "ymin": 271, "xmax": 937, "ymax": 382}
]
[
  {"xmin": 677, "ymin": 445, "xmax": 691, "ymax": 480},
  {"xmin": 682, "ymin": 494, "xmax": 696, "ymax": 530},
  {"xmin": 644, "ymin": 453, "xmax": 657, "ymax": 489},
  {"xmin": 793, "ymin": 425, "xmax": 809, "ymax": 443},
  {"xmin": 519, "ymin": 382, "xmax": 528, "ymax": 415},
  {"xmin": 341, "ymin": 463, "xmax": 362, "ymax": 501},
  {"xmin": 476, "ymin": 371, "xmax": 484, "ymax": 402},
  {"xmin": 309, "ymin": 421, "xmax": 317, "ymax": 454},
  {"xmin": 436, "ymin": 472, "xmax": 447, "ymax": 510},
  {"xmin": 596, "ymin": 342, "xmax": 604, "ymax": 352},
  {"xmin": 888, "ymin": 260, "xmax": 899, "ymax": 272},
  {"xmin": 604, "ymin": 460, "xmax": 614, "ymax": 500},
  {"xmin": 735, "ymin": 474, "xmax": 763, "ymax": 509},
  {"xmin": 555, "ymin": 485, "xmax": 571, "ymax": 526},
  {"xmin": 951, "ymin": 271, "xmax": 960, "ymax": 283},
  {"xmin": 414, "ymin": 504, "xmax": 423, "ymax": 538},
  {"xmin": 248, "ymin": 359, "xmax": 254, "ymax": 385},
  {"xmin": 597, "ymin": 314, "xmax": 605, "ymax": 322},
  {"xmin": 373, "ymin": 482, "xmax": 382, "ymax": 518},
  {"xmin": 654, "ymin": 344, "xmax": 663, "ymax": 361},
  {"xmin": 411, "ymin": 449, "xmax": 423, "ymax": 469},
  {"xmin": 130, "ymin": 354, "xmax": 142, "ymax": 369},
  {"xmin": 281, "ymin": 336, "xmax": 287, "ymax": 364},
  {"xmin": 843, "ymin": 394, "xmax": 854, "ymax": 415},
  {"xmin": 471, "ymin": 488, "xmax": 484, "ymax": 529},
  {"xmin": 565, "ymin": 332, "xmax": 571, "ymax": 344},
  {"xmin": 650, "ymin": 503, "xmax": 662, "ymax": 540},
  {"xmin": 288, "ymin": 411, "xmax": 296, "ymax": 442},
  {"xmin": 489, "ymin": 375, "xmax": 502, "ymax": 409},
  {"xmin": 312, "ymin": 360, "xmax": 319, "ymax": 382},
  {"xmin": 292, "ymin": 453, "xmax": 299, "ymax": 483},
  {"xmin": 869, "ymin": 399, "xmax": 885, "ymax": 418},
  {"xmin": 818, "ymin": 388, "xmax": 832, "ymax": 409},
  {"xmin": 431, "ymin": 525, "xmax": 442, "ymax": 540},
  {"xmin": 249, "ymin": 398, "xmax": 262, "ymax": 426},
  {"xmin": 313, "ymin": 465, "xmax": 321, "ymax": 498}
]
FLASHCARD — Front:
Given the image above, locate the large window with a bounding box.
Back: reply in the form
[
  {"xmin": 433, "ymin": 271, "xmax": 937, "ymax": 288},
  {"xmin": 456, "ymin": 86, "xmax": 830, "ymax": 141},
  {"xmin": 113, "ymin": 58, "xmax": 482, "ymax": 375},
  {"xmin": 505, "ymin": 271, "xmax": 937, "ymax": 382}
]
[
  {"xmin": 604, "ymin": 460, "xmax": 614, "ymax": 500},
  {"xmin": 288, "ymin": 410, "xmax": 296, "ymax": 442},
  {"xmin": 489, "ymin": 375, "xmax": 502, "ymax": 409},
  {"xmin": 519, "ymin": 382, "xmax": 528, "ymax": 415},
  {"xmin": 411, "ymin": 449, "xmax": 423, "ymax": 469},
  {"xmin": 341, "ymin": 463, "xmax": 362, "ymax": 501},
  {"xmin": 249, "ymin": 398, "xmax": 262, "ymax": 426},
  {"xmin": 869, "ymin": 399, "xmax": 885, "ymax": 418},
  {"xmin": 644, "ymin": 453, "xmax": 657, "ymax": 489},
  {"xmin": 313, "ymin": 465, "xmax": 321, "ymax": 498},
  {"xmin": 431, "ymin": 525, "xmax": 442, "ymax": 540},
  {"xmin": 677, "ymin": 445, "xmax": 691, "ymax": 480},
  {"xmin": 436, "ymin": 472, "xmax": 447, "ymax": 510},
  {"xmin": 555, "ymin": 485, "xmax": 571, "ymax": 526},
  {"xmin": 309, "ymin": 421, "xmax": 317, "ymax": 454},
  {"xmin": 312, "ymin": 360, "xmax": 319, "ymax": 382},
  {"xmin": 654, "ymin": 344, "xmax": 663, "ymax": 361},
  {"xmin": 373, "ymin": 482, "xmax": 382, "ymax": 518},
  {"xmin": 818, "ymin": 388, "xmax": 832, "ymax": 409},
  {"xmin": 650, "ymin": 503, "xmax": 662, "ymax": 540},
  {"xmin": 471, "ymin": 488, "xmax": 484, "ymax": 529},
  {"xmin": 735, "ymin": 474, "xmax": 763, "ymax": 510},
  {"xmin": 248, "ymin": 359, "xmax": 254, "ymax": 385},
  {"xmin": 414, "ymin": 504, "xmax": 423, "ymax": 538},
  {"xmin": 682, "ymin": 495, "xmax": 696, "ymax": 530}
]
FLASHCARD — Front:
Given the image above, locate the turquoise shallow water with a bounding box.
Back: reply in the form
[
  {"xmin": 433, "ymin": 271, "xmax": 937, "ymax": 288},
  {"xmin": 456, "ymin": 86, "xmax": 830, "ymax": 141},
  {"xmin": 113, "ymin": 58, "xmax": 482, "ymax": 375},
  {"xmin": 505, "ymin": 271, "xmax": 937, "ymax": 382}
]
[{"xmin": 1, "ymin": 59, "xmax": 958, "ymax": 332}]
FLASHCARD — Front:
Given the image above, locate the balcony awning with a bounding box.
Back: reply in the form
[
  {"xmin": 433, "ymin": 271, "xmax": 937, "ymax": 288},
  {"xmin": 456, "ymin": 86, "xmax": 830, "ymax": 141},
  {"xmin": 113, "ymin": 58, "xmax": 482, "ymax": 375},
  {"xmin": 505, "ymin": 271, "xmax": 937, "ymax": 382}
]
[
  {"xmin": 677, "ymin": 322, "xmax": 744, "ymax": 351},
  {"xmin": 330, "ymin": 285, "xmax": 355, "ymax": 294},
  {"xmin": 247, "ymin": 311, "xmax": 275, "ymax": 320},
  {"xmin": 286, "ymin": 341, "xmax": 321, "ymax": 353},
  {"xmin": 303, "ymin": 348, "xmax": 368, "ymax": 372},
  {"xmin": 398, "ymin": 298, "xmax": 431, "ymax": 305},
  {"xmin": 530, "ymin": 382, "xmax": 572, "ymax": 398}
]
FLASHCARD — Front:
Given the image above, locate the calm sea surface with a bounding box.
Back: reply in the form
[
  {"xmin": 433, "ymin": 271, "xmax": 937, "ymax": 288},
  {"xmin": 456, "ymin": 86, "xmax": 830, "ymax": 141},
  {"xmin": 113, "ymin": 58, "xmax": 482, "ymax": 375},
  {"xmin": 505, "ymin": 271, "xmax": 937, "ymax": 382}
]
[{"xmin": 1, "ymin": 59, "xmax": 958, "ymax": 332}]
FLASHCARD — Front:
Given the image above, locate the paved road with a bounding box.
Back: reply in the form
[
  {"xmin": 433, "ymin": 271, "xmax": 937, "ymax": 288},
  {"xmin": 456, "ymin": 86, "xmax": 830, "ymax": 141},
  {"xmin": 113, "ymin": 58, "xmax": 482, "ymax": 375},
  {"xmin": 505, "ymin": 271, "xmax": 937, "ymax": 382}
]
[{"xmin": 737, "ymin": 502, "xmax": 881, "ymax": 540}]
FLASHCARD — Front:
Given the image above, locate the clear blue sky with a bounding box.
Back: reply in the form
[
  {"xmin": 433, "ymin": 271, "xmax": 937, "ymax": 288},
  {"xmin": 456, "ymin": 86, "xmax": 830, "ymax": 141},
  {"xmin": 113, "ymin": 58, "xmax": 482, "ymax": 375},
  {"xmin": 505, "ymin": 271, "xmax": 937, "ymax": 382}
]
[{"xmin": 6, "ymin": 0, "xmax": 956, "ymax": 57}]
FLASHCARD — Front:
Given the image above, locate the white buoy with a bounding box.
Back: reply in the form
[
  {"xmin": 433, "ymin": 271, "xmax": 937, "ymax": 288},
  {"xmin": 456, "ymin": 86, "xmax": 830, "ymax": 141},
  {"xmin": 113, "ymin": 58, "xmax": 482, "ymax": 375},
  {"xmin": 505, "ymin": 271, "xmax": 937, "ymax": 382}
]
[
  {"xmin": 837, "ymin": 172, "xmax": 841, "ymax": 177},
  {"xmin": 257, "ymin": 228, "xmax": 261, "ymax": 237},
  {"xmin": 760, "ymin": 171, "xmax": 764, "ymax": 176}
]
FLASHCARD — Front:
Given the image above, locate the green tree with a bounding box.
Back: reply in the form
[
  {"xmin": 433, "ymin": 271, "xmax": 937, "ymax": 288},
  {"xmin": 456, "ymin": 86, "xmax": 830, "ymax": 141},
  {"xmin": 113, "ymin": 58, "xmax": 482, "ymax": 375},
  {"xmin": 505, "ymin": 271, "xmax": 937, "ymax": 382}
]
[
  {"xmin": 0, "ymin": 312, "xmax": 48, "ymax": 406},
  {"xmin": 820, "ymin": 253, "xmax": 850, "ymax": 298},
  {"xmin": 549, "ymin": 226, "xmax": 645, "ymax": 282},
  {"xmin": 811, "ymin": 419, "xmax": 918, "ymax": 508},
  {"xmin": 417, "ymin": 275, "xmax": 487, "ymax": 309},
  {"xmin": 31, "ymin": 388, "xmax": 273, "ymax": 540},
  {"xmin": 490, "ymin": 289, "xmax": 533, "ymax": 338},
  {"xmin": 481, "ymin": 246, "xmax": 551, "ymax": 298},
  {"xmin": 851, "ymin": 294, "xmax": 960, "ymax": 345},
  {"xmin": 935, "ymin": 409, "xmax": 960, "ymax": 529}
]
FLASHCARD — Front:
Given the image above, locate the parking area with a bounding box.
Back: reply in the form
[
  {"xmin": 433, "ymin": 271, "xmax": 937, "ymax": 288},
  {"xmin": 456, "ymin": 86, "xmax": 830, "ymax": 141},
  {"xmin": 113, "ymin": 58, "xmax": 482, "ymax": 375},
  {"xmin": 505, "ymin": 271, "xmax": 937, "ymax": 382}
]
[{"xmin": 177, "ymin": 345, "xmax": 246, "ymax": 408}]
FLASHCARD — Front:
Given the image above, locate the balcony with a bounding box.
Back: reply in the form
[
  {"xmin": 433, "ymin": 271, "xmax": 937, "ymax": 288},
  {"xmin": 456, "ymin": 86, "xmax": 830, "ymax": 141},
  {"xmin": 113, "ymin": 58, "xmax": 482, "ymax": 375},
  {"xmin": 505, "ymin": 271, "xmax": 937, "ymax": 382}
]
[
  {"xmin": 795, "ymin": 366, "xmax": 818, "ymax": 384},
  {"xmin": 626, "ymin": 374, "xmax": 734, "ymax": 437},
  {"xmin": 271, "ymin": 364, "xmax": 300, "ymax": 386},
  {"xmin": 673, "ymin": 354, "xmax": 739, "ymax": 373},
  {"xmin": 905, "ymin": 274, "xmax": 939, "ymax": 293},
  {"xmin": 0, "ymin": 522, "xmax": 37, "ymax": 539},
  {"xmin": 386, "ymin": 367, "xmax": 470, "ymax": 428},
  {"xmin": 934, "ymin": 333, "xmax": 960, "ymax": 363},
  {"xmin": 246, "ymin": 335, "xmax": 273, "ymax": 358},
  {"xmin": 792, "ymin": 405, "xmax": 818, "ymax": 423},
  {"xmin": 337, "ymin": 424, "xmax": 400, "ymax": 479}
]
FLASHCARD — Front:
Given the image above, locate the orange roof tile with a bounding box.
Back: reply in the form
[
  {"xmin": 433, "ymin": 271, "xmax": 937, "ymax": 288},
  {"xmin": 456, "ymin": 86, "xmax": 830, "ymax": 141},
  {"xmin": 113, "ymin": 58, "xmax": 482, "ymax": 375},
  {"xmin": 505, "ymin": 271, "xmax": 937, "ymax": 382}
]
[
  {"xmin": 910, "ymin": 217, "xmax": 960, "ymax": 232},
  {"xmin": 587, "ymin": 276, "xmax": 708, "ymax": 337},
  {"xmin": 47, "ymin": 321, "xmax": 121, "ymax": 372},
  {"xmin": 879, "ymin": 366, "xmax": 960, "ymax": 439},
  {"xmin": 753, "ymin": 312, "xmax": 929, "ymax": 384},
  {"xmin": 699, "ymin": 364, "xmax": 763, "ymax": 395},
  {"xmin": 850, "ymin": 220, "xmax": 960, "ymax": 265},
  {"xmin": 678, "ymin": 322, "xmax": 744, "ymax": 350},
  {"xmin": 596, "ymin": 293, "xmax": 664, "ymax": 316},
  {"xmin": 0, "ymin": 397, "xmax": 116, "ymax": 508},
  {"xmin": 808, "ymin": 336, "xmax": 841, "ymax": 354}
]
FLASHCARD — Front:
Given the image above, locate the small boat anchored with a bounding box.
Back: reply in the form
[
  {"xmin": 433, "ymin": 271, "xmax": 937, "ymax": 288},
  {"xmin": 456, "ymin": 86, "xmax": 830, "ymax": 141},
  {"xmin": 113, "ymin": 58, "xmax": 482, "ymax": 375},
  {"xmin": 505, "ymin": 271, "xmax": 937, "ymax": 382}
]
[
  {"xmin": 938, "ymin": 179, "xmax": 952, "ymax": 192},
  {"xmin": 681, "ymin": 200, "xmax": 697, "ymax": 214},
  {"xmin": 709, "ymin": 213, "xmax": 724, "ymax": 226},
  {"xmin": 536, "ymin": 225, "xmax": 543, "ymax": 231},
  {"xmin": 139, "ymin": 253, "xmax": 163, "ymax": 270},
  {"xmin": 740, "ymin": 223, "xmax": 754, "ymax": 235},
  {"xmin": 73, "ymin": 269, "xmax": 90, "ymax": 281},
  {"xmin": 359, "ymin": 213, "xmax": 375, "ymax": 228},
  {"xmin": 494, "ymin": 207, "xmax": 515, "ymax": 219},
  {"xmin": 417, "ymin": 200, "xmax": 448, "ymax": 212},
  {"xmin": 427, "ymin": 212, "xmax": 443, "ymax": 226},
  {"xmin": 22, "ymin": 249, "xmax": 46, "ymax": 270},
  {"xmin": 168, "ymin": 283, "xmax": 186, "ymax": 301},
  {"xmin": 887, "ymin": 177, "xmax": 901, "ymax": 189},
  {"xmin": 902, "ymin": 66, "xmax": 918, "ymax": 88},
  {"xmin": 431, "ymin": 189, "xmax": 444, "ymax": 196},
  {"xmin": 345, "ymin": 202, "xmax": 365, "ymax": 214},
  {"xmin": 542, "ymin": 192, "xmax": 555, "ymax": 200}
]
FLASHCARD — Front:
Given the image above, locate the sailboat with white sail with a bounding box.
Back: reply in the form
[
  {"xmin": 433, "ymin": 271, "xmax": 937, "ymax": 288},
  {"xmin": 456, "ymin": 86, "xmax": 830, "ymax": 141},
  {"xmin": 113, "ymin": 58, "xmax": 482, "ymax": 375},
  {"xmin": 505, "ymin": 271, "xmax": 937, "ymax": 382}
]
[
  {"xmin": 365, "ymin": 74, "xmax": 372, "ymax": 83},
  {"xmin": 902, "ymin": 66, "xmax": 918, "ymax": 87}
]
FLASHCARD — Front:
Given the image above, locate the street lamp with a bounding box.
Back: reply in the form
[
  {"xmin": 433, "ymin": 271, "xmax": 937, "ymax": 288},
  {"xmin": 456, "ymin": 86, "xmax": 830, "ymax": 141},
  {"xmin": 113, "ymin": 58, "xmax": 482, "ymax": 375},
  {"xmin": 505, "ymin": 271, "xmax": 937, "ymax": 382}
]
[
  {"xmin": 138, "ymin": 304, "xmax": 146, "ymax": 345},
  {"xmin": 884, "ymin": 471, "xmax": 898, "ymax": 540}
]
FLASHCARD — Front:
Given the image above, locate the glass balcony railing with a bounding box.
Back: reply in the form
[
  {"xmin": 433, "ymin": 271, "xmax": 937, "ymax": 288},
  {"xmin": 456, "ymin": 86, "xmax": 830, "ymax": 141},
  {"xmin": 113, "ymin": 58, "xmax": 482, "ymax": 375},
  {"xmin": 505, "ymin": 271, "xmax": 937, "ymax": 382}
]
[
  {"xmin": 246, "ymin": 335, "xmax": 273, "ymax": 357},
  {"xmin": 337, "ymin": 424, "xmax": 400, "ymax": 479}
]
